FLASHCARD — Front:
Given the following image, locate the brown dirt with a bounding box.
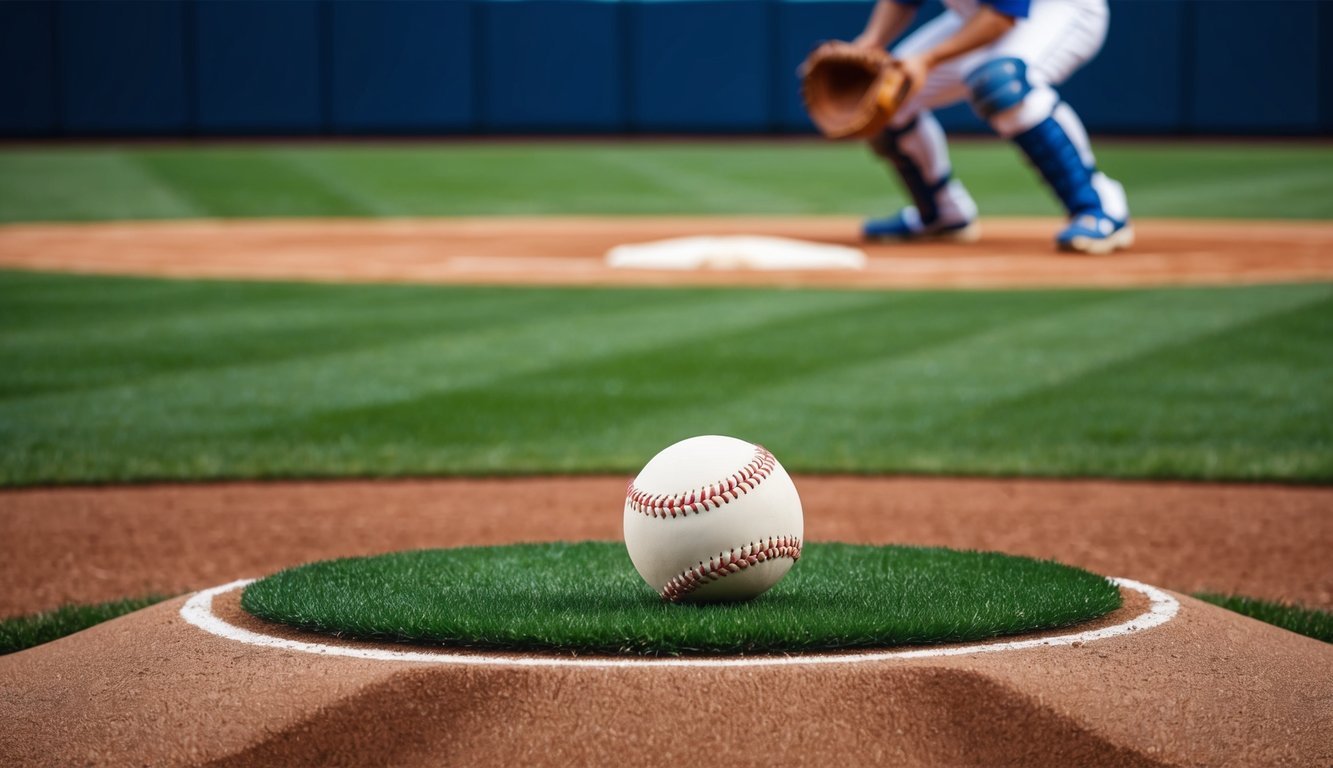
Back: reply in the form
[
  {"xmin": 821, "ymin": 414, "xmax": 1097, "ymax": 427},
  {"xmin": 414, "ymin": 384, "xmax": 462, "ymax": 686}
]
[
  {"xmin": 2, "ymin": 217, "xmax": 1331, "ymax": 765},
  {"xmin": 2, "ymin": 217, "xmax": 1332, "ymax": 289},
  {"xmin": 1, "ymin": 471, "xmax": 1330, "ymax": 767},
  {"xmin": 2, "ymin": 476, "xmax": 1330, "ymax": 619},
  {"xmin": 1, "ymin": 585, "xmax": 1329, "ymax": 767}
]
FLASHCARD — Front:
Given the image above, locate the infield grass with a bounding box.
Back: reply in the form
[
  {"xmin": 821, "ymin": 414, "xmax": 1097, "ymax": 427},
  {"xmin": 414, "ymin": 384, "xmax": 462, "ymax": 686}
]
[
  {"xmin": 2, "ymin": 272, "xmax": 1330, "ymax": 485},
  {"xmin": 240, "ymin": 542, "xmax": 1122, "ymax": 654},
  {"xmin": 1, "ymin": 141, "xmax": 1331, "ymax": 222}
]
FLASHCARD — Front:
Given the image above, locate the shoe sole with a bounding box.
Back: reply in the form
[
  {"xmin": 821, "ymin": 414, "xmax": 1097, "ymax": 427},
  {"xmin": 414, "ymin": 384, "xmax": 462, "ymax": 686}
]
[
  {"xmin": 865, "ymin": 221, "xmax": 981, "ymax": 245},
  {"xmin": 1059, "ymin": 224, "xmax": 1135, "ymax": 255}
]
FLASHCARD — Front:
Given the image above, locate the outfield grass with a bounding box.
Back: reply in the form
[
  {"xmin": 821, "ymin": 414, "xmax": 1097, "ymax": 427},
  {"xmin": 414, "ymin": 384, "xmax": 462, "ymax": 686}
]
[
  {"xmin": 2, "ymin": 271, "xmax": 1329, "ymax": 485},
  {"xmin": 1194, "ymin": 594, "xmax": 1333, "ymax": 643},
  {"xmin": 1, "ymin": 141, "xmax": 1331, "ymax": 222},
  {"xmin": 240, "ymin": 542, "xmax": 1121, "ymax": 654},
  {"xmin": 0, "ymin": 594, "xmax": 169, "ymax": 655}
]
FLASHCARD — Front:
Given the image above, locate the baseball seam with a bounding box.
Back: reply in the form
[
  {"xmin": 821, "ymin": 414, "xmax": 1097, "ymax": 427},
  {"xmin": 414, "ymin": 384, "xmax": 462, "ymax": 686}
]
[
  {"xmin": 627, "ymin": 444, "xmax": 776, "ymax": 519},
  {"xmin": 660, "ymin": 535, "xmax": 802, "ymax": 602}
]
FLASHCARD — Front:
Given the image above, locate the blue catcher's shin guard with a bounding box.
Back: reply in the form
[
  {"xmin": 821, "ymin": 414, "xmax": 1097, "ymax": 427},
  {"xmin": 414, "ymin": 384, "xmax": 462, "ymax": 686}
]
[{"xmin": 1012, "ymin": 115, "xmax": 1102, "ymax": 217}]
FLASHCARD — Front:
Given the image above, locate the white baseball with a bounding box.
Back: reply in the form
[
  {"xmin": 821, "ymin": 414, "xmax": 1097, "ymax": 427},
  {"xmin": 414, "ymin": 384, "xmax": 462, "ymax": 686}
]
[{"xmin": 623, "ymin": 435, "xmax": 804, "ymax": 602}]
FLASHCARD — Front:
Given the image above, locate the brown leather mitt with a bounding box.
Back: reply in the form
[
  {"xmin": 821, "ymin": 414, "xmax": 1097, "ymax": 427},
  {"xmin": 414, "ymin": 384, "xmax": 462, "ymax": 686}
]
[{"xmin": 800, "ymin": 42, "xmax": 910, "ymax": 140}]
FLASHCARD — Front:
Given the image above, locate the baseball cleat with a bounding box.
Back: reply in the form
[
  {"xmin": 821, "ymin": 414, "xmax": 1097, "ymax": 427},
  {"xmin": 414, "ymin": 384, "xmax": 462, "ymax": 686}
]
[
  {"xmin": 862, "ymin": 207, "xmax": 980, "ymax": 243},
  {"xmin": 1057, "ymin": 211, "xmax": 1134, "ymax": 254}
]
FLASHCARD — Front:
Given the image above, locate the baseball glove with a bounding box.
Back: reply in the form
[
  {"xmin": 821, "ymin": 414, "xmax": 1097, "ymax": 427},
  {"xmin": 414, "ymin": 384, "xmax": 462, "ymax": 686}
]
[{"xmin": 800, "ymin": 42, "xmax": 910, "ymax": 140}]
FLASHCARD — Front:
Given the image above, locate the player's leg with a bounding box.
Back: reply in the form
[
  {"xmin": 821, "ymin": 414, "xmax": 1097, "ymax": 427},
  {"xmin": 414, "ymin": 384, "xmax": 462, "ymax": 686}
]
[
  {"xmin": 864, "ymin": 112, "xmax": 979, "ymax": 241},
  {"xmin": 863, "ymin": 12, "xmax": 978, "ymax": 242},
  {"xmin": 968, "ymin": 0, "xmax": 1131, "ymax": 253}
]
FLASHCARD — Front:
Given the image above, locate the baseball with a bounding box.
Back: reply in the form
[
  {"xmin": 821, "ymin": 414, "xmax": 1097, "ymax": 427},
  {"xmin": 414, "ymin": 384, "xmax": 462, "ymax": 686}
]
[{"xmin": 623, "ymin": 435, "xmax": 804, "ymax": 602}]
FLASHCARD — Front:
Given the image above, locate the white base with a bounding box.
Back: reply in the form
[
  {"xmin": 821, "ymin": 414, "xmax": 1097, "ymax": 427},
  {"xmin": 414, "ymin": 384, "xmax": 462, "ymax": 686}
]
[{"xmin": 606, "ymin": 236, "xmax": 866, "ymax": 271}]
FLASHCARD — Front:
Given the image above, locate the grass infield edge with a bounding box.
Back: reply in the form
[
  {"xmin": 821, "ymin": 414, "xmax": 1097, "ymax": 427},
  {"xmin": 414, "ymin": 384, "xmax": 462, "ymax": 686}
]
[
  {"xmin": 1193, "ymin": 593, "xmax": 1333, "ymax": 643},
  {"xmin": 0, "ymin": 594, "xmax": 172, "ymax": 655}
]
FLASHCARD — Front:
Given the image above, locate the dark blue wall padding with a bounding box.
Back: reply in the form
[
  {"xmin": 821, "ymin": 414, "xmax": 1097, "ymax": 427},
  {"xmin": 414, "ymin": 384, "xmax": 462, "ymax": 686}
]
[
  {"xmin": 479, "ymin": 0, "xmax": 624, "ymax": 131},
  {"xmin": 1061, "ymin": 0, "xmax": 1187, "ymax": 133},
  {"xmin": 0, "ymin": 2, "xmax": 58, "ymax": 136},
  {"xmin": 629, "ymin": 0, "xmax": 774, "ymax": 132},
  {"xmin": 330, "ymin": 0, "xmax": 475, "ymax": 133},
  {"xmin": 194, "ymin": 0, "xmax": 322, "ymax": 134},
  {"xmin": 1316, "ymin": 0, "xmax": 1333, "ymax": 133},
  {"xmin": 5, "ymin": 0, "xmax": 1329, "ymax": 138},
  {"xmin": 1190, "ymin": 0, "xmax": 1320, "ymax": 133},
  {"xmin": 57, "ymin": 0, "xmax": 189, "ymax": 135}
]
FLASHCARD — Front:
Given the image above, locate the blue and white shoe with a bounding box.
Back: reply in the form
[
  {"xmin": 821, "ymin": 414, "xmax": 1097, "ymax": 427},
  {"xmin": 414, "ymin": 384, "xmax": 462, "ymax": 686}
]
[
  {"xmin": 1057, "ymin": 211, "xmax": 1134, "ymax": 255},
  {"xmin": 863, "ymin": 206, "xmax": 980, "ymax": 243}
]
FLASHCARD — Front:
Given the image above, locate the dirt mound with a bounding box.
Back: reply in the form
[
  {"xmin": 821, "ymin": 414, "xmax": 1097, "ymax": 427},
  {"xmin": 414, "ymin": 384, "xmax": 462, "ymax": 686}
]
[
  {"xmin": 2, "ymin": 217, "xmax": 1331, "ymax": 289},
  {"xmin": 1, "ymin": 588, "xmax": 1328, "ymax": 766}
]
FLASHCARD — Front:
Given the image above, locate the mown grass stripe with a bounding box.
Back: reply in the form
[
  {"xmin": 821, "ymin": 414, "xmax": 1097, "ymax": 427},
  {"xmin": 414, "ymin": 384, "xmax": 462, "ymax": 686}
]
[
  {"xmin": 0, "ymin": 284, "xmax": 887, "ymax": 436},
  {"xmin": 131, "ymin": 150, "xmax": 374, "ymax": 219},
  {"xmin": 2, "ymin": 142, "xmax": 1332, "ymax": 222},
  {"xmin": 611, "ymin": 284, "xmax": 1331, "ymax": 472},
  {"xmin": 1, "ymin": 273, "xmax": 1329, "ymax": 484},
  {"xmin": 0, "ymin": 152, "xmax": 200, "ymax": 223}
]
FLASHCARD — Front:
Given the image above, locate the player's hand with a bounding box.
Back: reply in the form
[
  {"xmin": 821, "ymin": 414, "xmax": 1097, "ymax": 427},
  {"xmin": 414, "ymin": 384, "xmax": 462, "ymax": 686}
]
[
  {"xmin": 895, "ymin": 54, "xmax": 931, "ymax": 103},
  {"xmin": 850, "ymin": 33, "xmax": 885, "ymax": 52}
]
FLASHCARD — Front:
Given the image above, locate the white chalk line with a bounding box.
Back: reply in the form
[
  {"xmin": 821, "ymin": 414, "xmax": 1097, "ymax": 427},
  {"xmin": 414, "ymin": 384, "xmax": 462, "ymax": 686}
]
[{"xmin": 179, "ymin": 577, "xmax": 1178, "ymax": 669}]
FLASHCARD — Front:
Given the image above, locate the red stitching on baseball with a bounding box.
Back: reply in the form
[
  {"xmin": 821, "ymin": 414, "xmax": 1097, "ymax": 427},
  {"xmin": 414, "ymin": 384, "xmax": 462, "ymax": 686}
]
[
  {"xmin": 659, "ymin": 536, "xmax": 802, "ymax": 602},
  {"xmin": 626, "ymin": 445, "xmax": 777, "ymax": 518}
]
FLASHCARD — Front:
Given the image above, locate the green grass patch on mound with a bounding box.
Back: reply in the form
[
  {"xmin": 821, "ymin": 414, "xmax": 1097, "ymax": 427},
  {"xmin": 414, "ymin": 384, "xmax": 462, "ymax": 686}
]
[
  {"xmin": 240, "ymin": 542, "xmax": 1121, "ymax": 655},
  {"xmin": 2, "ymin": 272, "xmax": 1330, "ymax": 485},
  {"xmin": 1195, "ymin": 594, "xmax": 1333, "ymax": 643},
  {"xmin": 0, "ymin": 594, "xmax": 170, "ymax": 655}
]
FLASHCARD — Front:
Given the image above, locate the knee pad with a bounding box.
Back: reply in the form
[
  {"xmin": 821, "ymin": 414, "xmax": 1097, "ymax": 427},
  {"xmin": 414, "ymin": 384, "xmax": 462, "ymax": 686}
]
[{"xmin": 966, "ymin": 57, "xmax": 1031, "ymax": 119}]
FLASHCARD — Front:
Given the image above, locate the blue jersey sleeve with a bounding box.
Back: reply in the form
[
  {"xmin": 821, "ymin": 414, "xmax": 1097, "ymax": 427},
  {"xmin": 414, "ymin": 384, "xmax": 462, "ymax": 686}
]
[
  {"xmin": 891, "ymin": 0, "xmax": 1030, "ymax": 17},
  {"xmin": 984, "ymin": 0, "xmax": 1031, "ymax": 18}
]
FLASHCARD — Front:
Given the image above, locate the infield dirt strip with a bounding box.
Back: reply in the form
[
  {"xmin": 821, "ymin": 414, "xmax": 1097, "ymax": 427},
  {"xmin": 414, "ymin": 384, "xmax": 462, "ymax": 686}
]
[
  {"xmin": 1, "ymin": 216, "xmax": 1332, "ymax": 288},
  {"xmin": 2, "ymin": 217, "xmax": 1332, "ymax": 766}
]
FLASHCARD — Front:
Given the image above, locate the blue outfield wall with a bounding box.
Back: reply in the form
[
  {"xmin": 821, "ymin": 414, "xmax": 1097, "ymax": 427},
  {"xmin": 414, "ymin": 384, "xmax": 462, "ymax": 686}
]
[
  {"xmin": 331, "ymin": 1, "xmax": 475, "ymax": 133},
  {"xmin": 59, "ymin": 0, "xmax": 191, "ymax": 135},
  {"xmin": 0, "ymin": 0, "xmax": 1327, "ymax": 138},
  {"xmin": 630, "ymin": 0, "xmax": 775, "ymax": 132},
  {"xmin": 194, "ymin": 0, "xmax": 322, "ymax": 134},
  {"xmin": 0, "ymin": 1, "xmax": 59, "ymax": 136},
  {"xmin": 479, "ymin": 0, "xmax": 624, "ymax": 131}
]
